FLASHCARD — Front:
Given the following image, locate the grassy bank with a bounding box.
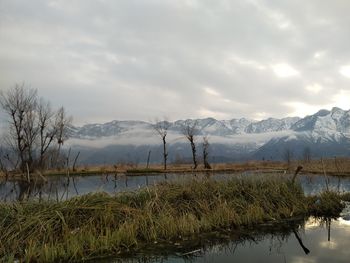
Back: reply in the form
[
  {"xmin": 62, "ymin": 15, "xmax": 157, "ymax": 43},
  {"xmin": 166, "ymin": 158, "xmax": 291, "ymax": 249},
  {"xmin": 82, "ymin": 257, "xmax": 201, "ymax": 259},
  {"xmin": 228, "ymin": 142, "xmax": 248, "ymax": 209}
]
[
  {"xmin": 2, "ymin": 157, "xmax": 350, "ymax": 178},
  {"xmin": 0, "ymin": 176, "xmax": 344, "ymax": 262},
  {"xmin": 46, "ymin": 157, "xmax": 350, "ymax": 177}
]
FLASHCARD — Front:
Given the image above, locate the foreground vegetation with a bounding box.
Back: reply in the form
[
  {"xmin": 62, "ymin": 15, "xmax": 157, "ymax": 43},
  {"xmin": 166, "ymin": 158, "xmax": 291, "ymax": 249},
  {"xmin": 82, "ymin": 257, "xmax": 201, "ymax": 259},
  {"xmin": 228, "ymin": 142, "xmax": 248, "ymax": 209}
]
[{"xmin": 0, "ymin": 176, "xmax": 345, "ymax": 262}]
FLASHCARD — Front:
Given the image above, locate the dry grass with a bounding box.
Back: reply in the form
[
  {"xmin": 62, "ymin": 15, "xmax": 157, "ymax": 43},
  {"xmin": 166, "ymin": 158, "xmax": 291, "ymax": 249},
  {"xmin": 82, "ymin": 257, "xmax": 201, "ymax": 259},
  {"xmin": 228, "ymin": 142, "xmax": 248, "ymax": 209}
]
[
  {"xmin": 47, "ymin": 157, "xmax": 350, "ymax": 176},
  {"xmin": 0, "ymin": 176, "xmax": 344, "ymax": 262},
  {"xmin": 2, "ymin": 157, "xmax": 350, "ymax": 179},
  {"xmin": 40, "ymin": 160, "xmax": 288, "ymax": 176},
  {"xmin": 295, "ymin": 157, "xmax": 350, "ymax": 176}
]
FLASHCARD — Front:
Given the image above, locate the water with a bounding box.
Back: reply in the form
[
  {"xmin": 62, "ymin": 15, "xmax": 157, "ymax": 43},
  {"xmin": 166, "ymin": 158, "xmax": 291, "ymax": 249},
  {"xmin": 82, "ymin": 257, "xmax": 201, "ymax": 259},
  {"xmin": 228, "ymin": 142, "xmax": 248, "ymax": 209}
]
[
  {"xmin": 0, "ymin": 173, "xmax": 201, "ymax": 202},
  {"xmin": 1, "ymin": 172, "xmax": 350, "ymax": 202},
  {"xmin": 104, "ymin": 214, "xmax": 350, "ymax": 263},
  {"xmin": 1, "ymin": 172, "xmax": 350, "ymax": 262}
]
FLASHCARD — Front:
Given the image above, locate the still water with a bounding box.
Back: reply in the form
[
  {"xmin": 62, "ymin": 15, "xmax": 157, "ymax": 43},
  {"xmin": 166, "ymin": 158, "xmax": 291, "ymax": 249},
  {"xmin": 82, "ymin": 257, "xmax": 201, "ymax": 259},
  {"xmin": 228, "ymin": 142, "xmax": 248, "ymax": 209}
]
[
  {"xmin": 105, "ymin": 214, "xmax": 350, "ymax": 263},
  {"xmin": 1, "ymin": 172, "xmax": 350, "ymax": 262},
  {"xmin": 1, "ymin": 172, "xmax": 350, "ymax": 202}
]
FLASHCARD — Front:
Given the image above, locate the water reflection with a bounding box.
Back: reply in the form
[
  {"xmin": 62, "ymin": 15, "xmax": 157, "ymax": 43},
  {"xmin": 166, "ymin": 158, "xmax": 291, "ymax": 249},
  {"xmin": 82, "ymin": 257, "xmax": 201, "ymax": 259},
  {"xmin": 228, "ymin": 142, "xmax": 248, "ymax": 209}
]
[
  {"xmin": 1, "ymin": 173, "xmax": 350, "ymax": 262},
  {"xmin": 1, "ymin": 172, "xmax": 350, "ymax": 202},
  {"xmin": 97, "ymin": 214, "xmax": 350, "ymax": 263},
  {"xmin": 97, "ymin": 217, "xmax": 305, "ymax": 263}
]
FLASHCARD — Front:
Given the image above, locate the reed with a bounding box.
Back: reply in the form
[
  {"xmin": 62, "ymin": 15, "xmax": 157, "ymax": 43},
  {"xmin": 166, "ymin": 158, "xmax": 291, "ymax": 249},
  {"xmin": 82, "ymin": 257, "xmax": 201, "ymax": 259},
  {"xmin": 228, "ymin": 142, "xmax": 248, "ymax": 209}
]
[
  {"xmin": 0, "ymin": 176, "xmax": 344, "ymax": 262},
  {"xmin": 308, "ymin": 190, "xmax": 344, "ymax": 217}
]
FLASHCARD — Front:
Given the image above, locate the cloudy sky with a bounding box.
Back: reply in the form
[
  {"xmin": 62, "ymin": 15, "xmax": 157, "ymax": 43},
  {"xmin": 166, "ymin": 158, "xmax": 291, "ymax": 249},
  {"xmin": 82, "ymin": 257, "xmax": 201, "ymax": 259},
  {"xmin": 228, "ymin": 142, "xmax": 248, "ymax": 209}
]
[{"xmin": 1, "ymin": 0, "xmax": 350, "ymax": 125}]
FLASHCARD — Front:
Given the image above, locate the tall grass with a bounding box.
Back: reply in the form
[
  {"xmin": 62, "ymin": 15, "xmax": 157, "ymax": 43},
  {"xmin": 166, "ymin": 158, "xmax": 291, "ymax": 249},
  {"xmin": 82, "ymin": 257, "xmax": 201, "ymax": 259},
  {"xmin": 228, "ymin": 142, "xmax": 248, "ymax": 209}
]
[{"xmin": 0, "ymin": 176, "xmax": 343, "ymax": 262}]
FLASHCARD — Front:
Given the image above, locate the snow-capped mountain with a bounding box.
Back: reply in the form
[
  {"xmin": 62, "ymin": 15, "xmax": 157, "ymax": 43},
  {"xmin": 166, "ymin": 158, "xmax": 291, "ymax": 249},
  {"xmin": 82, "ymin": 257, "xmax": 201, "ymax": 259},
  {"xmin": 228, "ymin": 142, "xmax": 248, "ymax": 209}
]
[
  {"xmin": 291, "ymin": 107, "xmax": 350, "ymax": 134},
  {"xmin": 73, "ymin": 120, "xmax": 151, "ymax": 138},
  {"xmin": 72, "ymin": 116, "xmax": 301, "ymax": 139},
  {"xmin": 245, "ymin": 117, "xmax": 300, "ymax": 134},
  {"xmin": 68, "ymin": 107, "xmax": 350, "ymax": 164}
]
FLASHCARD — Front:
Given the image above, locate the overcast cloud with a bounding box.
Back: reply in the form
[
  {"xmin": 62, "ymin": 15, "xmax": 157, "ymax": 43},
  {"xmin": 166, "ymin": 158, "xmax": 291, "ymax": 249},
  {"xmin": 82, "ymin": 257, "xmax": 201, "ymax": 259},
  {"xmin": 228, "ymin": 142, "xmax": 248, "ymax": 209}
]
[{"xmin": 1, "ymin": 0, "xmax": 350, "ymax": 125}]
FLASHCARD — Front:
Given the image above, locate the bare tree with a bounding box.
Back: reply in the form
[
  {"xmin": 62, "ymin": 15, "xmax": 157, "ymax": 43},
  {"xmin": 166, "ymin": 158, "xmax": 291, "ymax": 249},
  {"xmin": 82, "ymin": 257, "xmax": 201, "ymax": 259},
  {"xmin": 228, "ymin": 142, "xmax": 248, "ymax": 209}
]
[
  {"xmin": 182, "ymin": 120, "xmax": 199, "ymax": 169},
  {"xmin": 0, "ymin": 84, "xmax": 37, "ymax": 172},
  {"xmin": 0, "ymin": 146, "xmax": 8, "ymax": 176},
  {"xmin": 1, "ymin": 134, "xmax": 20, "ymax": 170},
  {"xmin": 37, "ymin": 99, "xmax": 57, "ymax": 169},
  {"xmin": 202, "ymin": 136, "xmax": 211, "ymax": 169},
  {"xmin": 153, "ymin": 118, "xmax": 171, "ymax": 170},
  {"xmin": 54, "ymin": 106, "xmax": 72, "ymax": 168},
  {"xmin": 0, "ymin": 84, "xmax": 72, "ymax": 172},
  {"xmin": 22, "ymin": 99, "xmax": 39, "ymax": 170}
]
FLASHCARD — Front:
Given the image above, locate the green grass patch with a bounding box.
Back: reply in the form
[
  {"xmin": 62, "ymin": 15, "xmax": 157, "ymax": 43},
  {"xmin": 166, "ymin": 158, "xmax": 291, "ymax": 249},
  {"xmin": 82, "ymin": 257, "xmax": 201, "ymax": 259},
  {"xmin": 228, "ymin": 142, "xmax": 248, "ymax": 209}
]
[{"xmin": 0, "ymin": 176, "xmax": 344, "ymax": 262}]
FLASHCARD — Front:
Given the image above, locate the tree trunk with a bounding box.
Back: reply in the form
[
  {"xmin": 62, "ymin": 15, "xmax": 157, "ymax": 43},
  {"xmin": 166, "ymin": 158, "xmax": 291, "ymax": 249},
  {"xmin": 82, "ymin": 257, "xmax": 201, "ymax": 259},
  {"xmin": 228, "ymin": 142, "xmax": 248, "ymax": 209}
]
[
  {"xmin": 190, "ymin": 137, "xmax": 197, "ymax": 169},
  {"xmin": 163, "ymin": 136, "xmax": 167, "ymax": 170}
]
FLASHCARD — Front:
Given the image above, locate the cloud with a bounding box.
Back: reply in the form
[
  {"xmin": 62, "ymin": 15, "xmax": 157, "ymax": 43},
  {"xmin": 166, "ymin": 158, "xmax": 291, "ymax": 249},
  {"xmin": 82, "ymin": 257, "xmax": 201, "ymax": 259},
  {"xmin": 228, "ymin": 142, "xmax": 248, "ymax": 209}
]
[
  {"xmin": 1, "ymin": 0, "xmax": 350, "ymax": 124},
  {"xmin": 204, "ymin": 87, "xmax": 220, "ymax": 97},
  {"xmin": 272, "ymin": 63, "xmax": 299, "ymax": 78},
  {"xmin": 339, "ymin": 65, "xmax": 350, "ymax": 78},
  {"xmin": 305, "ymin": 83, "xmax": 323, "ymax": 94}
]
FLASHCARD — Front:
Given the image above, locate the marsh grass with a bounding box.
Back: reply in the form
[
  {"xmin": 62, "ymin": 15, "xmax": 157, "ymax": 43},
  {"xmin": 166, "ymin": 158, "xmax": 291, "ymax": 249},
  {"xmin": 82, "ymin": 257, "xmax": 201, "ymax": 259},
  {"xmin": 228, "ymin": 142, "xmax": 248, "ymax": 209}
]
[
  {"xmin": 0, "ymin": 176, "xmax": 344, "ymax": 262},
  {"xmin": 308, "ymin": 190, "xmax": 346, "ymax": 217},
  {"xmin": 340, "ymin": 192, "xmax": 350, "ymax": 201}
]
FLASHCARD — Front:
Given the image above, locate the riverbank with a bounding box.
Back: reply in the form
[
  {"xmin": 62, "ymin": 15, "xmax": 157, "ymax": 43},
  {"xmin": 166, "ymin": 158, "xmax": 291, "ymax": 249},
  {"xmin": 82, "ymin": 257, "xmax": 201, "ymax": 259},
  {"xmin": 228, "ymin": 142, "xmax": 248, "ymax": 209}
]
[
  {"xmin": 0, "ymin": 176, "xmax": 344, "ymax": 262},
  {"xmin": 2, "ymin": 157, "xmax": 350, "ymax": 179}
]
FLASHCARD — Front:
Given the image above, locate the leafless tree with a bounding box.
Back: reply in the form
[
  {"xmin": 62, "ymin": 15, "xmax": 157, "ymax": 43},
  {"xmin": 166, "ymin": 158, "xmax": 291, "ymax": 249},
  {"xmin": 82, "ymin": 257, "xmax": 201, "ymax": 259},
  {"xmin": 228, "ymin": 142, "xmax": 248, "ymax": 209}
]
[
  {"xmin": 202, "ymin": 136, "xmax": 211, "ymax": 169},
  {"xmin": 0, "ymin": 146, "xmax": 8, "ymax": 176},
  {"xmin": 0, "ymin": 135, "xmax": 20, "ymax": 170},
  {"xmin": 37, "ymin": 99, "xmax": 57, "ymax": 169},
  {"xmin": 153, "ymin": 118, "xmax": 171, "ymax": 170},
  {"xmin": 0, "ymin": 84, "xmax": 72, "ymax": 172},
  {"xmin": 0, "ymin": 84, "xmax": 37, "ymax": 172},
  {"xmin": 54, "ymin": 106, "xmax": 72, "ymax": 168},
  {"xmin": 182, "ymin": 120, "xmax": 199, "ymax": 169},
  {"xmin": 22, "ymin": 99, "xmax": 39, "ymax": 170}
]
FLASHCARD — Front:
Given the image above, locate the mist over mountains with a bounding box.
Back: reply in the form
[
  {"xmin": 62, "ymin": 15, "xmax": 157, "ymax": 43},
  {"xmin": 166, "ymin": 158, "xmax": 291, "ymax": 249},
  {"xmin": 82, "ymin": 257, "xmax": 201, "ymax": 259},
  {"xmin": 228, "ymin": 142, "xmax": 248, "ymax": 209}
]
[{"xmin": 68, "ymin": 107, "xmax": 350, "ymax": 165}]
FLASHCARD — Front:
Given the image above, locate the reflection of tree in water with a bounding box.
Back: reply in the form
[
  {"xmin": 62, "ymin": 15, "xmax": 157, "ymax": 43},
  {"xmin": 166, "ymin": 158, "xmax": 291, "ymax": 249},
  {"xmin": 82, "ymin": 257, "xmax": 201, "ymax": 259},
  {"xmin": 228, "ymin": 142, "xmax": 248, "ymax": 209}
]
[
  {"xmin": 0, "ymin": 177, "xmax": 76, "ymax": 202},
  {"xmin": 17, "ymin": 180, "xmax": 33, "ymax": 201},
  {"xmin": 16, "ymin": 178, "xmax": 53, "ymax": 201},
  {"xmin": 308, "ymin": 216, "xmax": 332, "ymax": 242},
  {"xmin": 293, "ymin": 229, "xmax": 310, "ymax": 254},
  {"xmin": 107, "ymin": 218, "xmax": 312, "ymax": 263}
]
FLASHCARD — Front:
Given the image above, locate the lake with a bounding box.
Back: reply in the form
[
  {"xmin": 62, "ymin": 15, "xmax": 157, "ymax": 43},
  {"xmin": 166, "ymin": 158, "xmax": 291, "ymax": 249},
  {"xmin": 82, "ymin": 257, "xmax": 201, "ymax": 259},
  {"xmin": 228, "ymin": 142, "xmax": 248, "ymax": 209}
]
[
  {"xmin": 1, "ymin": 172, "xmax": 350, "ymax": 262},
  {"xmin": 1, "ymin": 171, "xmax": 350, "ymax": 202},
  {"xmin": 103, "ymin": 213, "xmax": 350, "ymax": 263}
]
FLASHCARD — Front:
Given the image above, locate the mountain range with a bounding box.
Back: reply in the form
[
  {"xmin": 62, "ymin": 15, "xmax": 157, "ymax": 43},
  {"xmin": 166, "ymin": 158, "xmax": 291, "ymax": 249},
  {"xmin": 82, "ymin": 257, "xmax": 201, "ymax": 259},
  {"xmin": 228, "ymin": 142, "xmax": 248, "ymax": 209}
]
[{"xmin": 68, "ymin": 107, "xmax": 350, "ymax": 165}]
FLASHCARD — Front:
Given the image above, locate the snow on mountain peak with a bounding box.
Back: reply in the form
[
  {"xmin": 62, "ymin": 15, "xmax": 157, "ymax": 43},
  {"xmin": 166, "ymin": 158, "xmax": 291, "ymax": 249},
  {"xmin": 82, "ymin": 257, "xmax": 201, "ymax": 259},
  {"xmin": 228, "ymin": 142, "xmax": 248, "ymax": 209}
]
[
  {"xmin": 291, "ymin": 107, "xmax": 350, "ymax": 134},
  {"xmin": 71, "ymin": 107, "xmax": 350, "ymax": 139},
  {"xmin": 67, "ymin": 108, "xmax": 350, "ymax": 164}
]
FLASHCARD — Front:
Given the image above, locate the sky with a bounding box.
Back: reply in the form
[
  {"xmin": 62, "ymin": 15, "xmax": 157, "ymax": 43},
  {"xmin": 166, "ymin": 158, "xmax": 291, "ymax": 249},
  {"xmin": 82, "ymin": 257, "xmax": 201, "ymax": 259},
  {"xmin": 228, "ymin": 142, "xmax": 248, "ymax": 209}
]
[{"xmin": 1, "ymin": 0, "xmax": 350, "ymax": 125}]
